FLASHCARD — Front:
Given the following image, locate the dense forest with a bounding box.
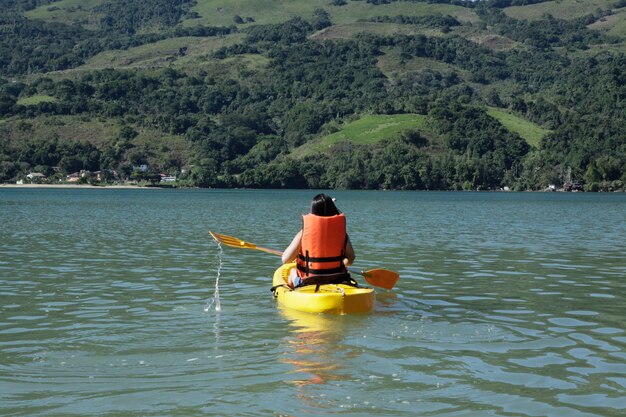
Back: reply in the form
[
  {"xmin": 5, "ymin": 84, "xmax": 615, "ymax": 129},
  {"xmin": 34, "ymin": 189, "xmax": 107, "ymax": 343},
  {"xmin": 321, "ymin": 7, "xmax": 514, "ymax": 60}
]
[{"xmin": 0, "ymin": 0, "xmax": 625, "ymax": 191}]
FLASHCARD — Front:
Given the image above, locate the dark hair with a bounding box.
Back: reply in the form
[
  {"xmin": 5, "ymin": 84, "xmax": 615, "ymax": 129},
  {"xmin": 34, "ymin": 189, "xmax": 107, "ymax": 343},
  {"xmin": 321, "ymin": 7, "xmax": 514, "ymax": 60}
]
[{"xmin": 310, "ymin": 193, "xmax": 341, "ymax": 216}]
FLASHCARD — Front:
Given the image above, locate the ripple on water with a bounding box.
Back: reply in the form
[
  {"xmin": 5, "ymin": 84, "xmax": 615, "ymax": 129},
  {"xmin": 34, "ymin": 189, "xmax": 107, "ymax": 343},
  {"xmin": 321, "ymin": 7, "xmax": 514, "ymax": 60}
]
[
  {"xmin": 557, "ymin": 393, "xmax": 626, "ymax": 411},
  {"xmin": 508, "ymin": 352, "xmax": 574, "ymax": 368},
  {"xmin": 589, "ymin": 293, "xmax": 615, "ymax": 299},
  {"xmin": 591, "ymin": 327, "xmax": 624, "ymax": 335},
  {"xmin": 548, "ymin": 318, "xmax": 598, "ymax": 327},
  {"xmin": 565, "ymin": 310, "xmax": 600, "ymax": 316}
]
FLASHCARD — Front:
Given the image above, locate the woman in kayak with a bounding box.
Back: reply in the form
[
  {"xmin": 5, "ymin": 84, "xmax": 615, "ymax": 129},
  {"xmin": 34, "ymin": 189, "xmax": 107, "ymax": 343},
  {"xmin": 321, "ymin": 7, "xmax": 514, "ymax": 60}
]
[{"xmin": 281, "ymin": 193, "xmax": 355, "ymax": 288}]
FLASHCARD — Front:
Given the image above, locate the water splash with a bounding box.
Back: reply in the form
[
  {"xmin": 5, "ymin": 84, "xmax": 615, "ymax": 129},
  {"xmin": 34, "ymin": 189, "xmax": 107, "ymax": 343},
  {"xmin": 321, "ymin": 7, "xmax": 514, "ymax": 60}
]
[{"xmin": 205, "ymin": 242, "xmax": 223, "ymax": 312}]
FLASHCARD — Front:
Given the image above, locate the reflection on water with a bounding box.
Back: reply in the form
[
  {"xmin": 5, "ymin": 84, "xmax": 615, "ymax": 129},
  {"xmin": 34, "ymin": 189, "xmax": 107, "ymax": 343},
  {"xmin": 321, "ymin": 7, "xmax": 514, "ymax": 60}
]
[
  {"xmin": 280, "ymin": 308, "xmax": 347, "ymax": 388},
  {"xmin": 1, "ymin": 189, "xmax": 625, "ymax": 416}
]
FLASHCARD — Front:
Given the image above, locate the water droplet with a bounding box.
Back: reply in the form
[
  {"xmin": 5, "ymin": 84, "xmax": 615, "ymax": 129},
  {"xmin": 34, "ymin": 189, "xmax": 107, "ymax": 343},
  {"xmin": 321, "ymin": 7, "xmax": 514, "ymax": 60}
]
[{"xmin": 206, "ymin": 242, "xmax": 223, "ymax": 312}]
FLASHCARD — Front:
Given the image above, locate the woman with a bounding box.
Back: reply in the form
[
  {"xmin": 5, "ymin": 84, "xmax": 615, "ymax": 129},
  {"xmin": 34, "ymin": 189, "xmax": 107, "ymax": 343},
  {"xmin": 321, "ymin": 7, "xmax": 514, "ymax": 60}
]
[{"xmin": 282, "ymin": 194, "xmax": 355, "ymax": 288}]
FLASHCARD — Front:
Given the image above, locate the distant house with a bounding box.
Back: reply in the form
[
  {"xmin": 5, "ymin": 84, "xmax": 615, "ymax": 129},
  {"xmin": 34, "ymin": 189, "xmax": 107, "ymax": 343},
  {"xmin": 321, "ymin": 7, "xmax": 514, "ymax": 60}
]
[
  {"xmin": 160, "ymin": 174, "xmax": 177, "ymax": 183},
  {"xmin": 67, "ymin": 172, "xmax": 81, "ymax": 182},
  {"xmin": 66, "ymin": 170, "xmax": 118, "ymax": 182},
  {"xmin": 563, "ymin": 182, "xmax": 583, "ymax": 192},
  {"xmin": 27, "ymin": 173, "xmax": 45, "ymax": 180}
]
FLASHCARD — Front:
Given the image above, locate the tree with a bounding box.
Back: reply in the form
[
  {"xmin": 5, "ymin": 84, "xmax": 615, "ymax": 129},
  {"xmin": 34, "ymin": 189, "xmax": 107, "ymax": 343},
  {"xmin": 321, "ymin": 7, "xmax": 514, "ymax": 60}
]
[{"xmin": 312, "ymin": 9, "xmax": 332, "ymax": 31}]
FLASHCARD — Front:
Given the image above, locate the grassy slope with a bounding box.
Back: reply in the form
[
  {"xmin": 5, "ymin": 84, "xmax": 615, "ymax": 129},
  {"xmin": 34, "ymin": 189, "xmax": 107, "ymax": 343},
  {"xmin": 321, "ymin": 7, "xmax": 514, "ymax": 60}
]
[
  {"xmin": 504, "ymin": 0, "xmax": 626, "ymax": 43},
  {"xmin": 589, "ymin": 7, "xmax": 626, "ymax": 38},
  {"xmin": 377, "ymin": 51, "xmax": 471, "ymax": 80},
  {"xmin": 27, "ymin": 34, "xmax": 262, "ymax": 81},
  {"xmin": 310, "ymin": 22, "xmax": 435, "ymax": 41},
  {"xmin": 293, "ymin": 108, "xmax": 547, "ymax": 159},
  {"xmin": 24, "ymin": 0, "xmax": 105, "ymax": 29},
  {"xmin": 504, "ymin": 0, "xmax": 626, "ymax": 53},
  {"xmin": 294, "ymin": 114, "xmax": 428, "ymax": 157},
  {"xmin": 1, "ymin": 115, "xmax": 119, "ymax": 147},
  {"xmin": 0, "ymin": 115, "xmax": 190, "ymax": 167},
  {"xmin": 188, "ymin": 0, "xmax": 477, "ymax": 27},
  {"xmin": 16, "ymin": 95, "xmax": 58, "ymax": 106},
  {"xmin": 27, "ymin": 0, "xmax": 478, "ymax": 28},
  {"xmin": 325, "ymin": 2, "xmax": 476, "ymax": 25},
  {"xmin": 486, "ymin": 107, "xmax": 551, "ymax": 148},
  {"xmin": 504, "ymin": 0, "xmax": 614, "ymax": 21},
  {"xmin": 78, "ymin": 33, "xmax": 247, "ymax": 71}
]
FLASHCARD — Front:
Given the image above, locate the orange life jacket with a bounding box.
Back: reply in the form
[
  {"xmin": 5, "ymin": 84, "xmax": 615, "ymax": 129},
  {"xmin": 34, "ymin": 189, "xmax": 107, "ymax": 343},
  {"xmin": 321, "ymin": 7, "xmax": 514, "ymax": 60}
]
[{"xmin": 296, "ymin": 213, "xmax": 347, "ymax": 278}]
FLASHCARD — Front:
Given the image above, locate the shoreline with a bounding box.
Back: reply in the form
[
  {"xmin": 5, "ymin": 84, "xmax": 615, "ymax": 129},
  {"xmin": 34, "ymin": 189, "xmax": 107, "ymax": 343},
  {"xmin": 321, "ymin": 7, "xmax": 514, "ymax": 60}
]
[
  {"xmin": 0, "ymin": 183, "xmax": 156, "ymax": 189},
  {"xmin": 2, "ymin": 184, "xmax": 624, "ymax": 192}
]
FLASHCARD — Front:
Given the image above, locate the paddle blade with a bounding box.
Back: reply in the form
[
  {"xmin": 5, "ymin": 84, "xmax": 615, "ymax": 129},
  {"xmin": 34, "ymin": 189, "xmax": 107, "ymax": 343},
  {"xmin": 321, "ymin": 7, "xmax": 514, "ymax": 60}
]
[
  {"xmin": 210, "ymin": 231, "xmax": 283, "ymax": 256},
  {"xmin": 210, "ymin": 231, "xmax": 252, "ymax": 249},
  {"xmin": 361, "ymin": 269, "xmax": 399, "ymax": 290}
]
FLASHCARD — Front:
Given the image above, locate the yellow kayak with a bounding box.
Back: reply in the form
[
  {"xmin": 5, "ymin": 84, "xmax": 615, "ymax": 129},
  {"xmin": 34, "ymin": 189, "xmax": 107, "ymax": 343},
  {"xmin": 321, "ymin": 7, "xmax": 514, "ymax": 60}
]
[{"xmin": 271, "ymin": 263, "xmax": 375, "ymax": 314}]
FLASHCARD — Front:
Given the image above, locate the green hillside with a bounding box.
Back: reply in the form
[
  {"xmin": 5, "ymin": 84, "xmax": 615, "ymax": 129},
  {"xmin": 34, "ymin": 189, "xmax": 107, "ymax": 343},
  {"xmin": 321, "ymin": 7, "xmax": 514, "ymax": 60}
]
[
  {"xmin": 504, "ymin": 0, "xmax": 614, "ymax": 21},
  {"xmin": 24, "ymin": 0, "xmax": 477, "ymax": 28},
  {"xmin": 24, "ymin": 0, "xmax": 105, "ymax": 29},
  {"xmin": 16, "ymin": 95, "xmax": 58, "ymax": 106},
  {"xmin": 0, "ymin": 115, "xmax": 190, "ymax": 162},
  {"xmin": 296, "ymin": 114, "xmax": 429, "ymax": 157},
  {"xmin": 1, "ymin": 0, "xmax": 625, "ymax": 191},
  {"xmin": 188, "ymin": 0, "xmax": 474, "ymax": 27},
  {"xmin": 78, "ymin": 34, "xmax": 247, "ymax": 71},
  {"xmin": 486, "ymin": 107, "xmax": 551, "ymax": 148},
  {"xmin": 589, "ymin": 7, "xmax": 626, "ymax": 38},
  {"xmin": 504, "ymin": 0, "xmax": 626, "ymax": 46},
  {"xmin": 321, "ymin": 114, "xmax": 428, "ymax": 146}
]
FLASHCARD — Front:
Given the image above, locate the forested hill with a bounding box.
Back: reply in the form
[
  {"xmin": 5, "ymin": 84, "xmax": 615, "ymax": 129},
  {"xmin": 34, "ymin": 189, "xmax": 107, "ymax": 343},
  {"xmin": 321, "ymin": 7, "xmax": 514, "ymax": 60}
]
[{"xmin": 1, "ymin": 0, "xmax": 625, "ymax": 191}]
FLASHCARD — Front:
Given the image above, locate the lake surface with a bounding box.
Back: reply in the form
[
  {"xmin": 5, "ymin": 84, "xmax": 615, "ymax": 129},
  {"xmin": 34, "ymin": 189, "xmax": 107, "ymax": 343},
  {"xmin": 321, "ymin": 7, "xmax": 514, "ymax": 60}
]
[{"xmin": 1, "ymin": 188, "xmax": 625, "ymax": 416}]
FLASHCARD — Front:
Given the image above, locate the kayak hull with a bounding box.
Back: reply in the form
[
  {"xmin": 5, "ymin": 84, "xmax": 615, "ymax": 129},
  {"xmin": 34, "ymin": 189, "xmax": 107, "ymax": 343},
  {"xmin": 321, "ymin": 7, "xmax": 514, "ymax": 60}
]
[{"xmin": 272, "ymin": 263, "xmax": 375, "ymax": 314}]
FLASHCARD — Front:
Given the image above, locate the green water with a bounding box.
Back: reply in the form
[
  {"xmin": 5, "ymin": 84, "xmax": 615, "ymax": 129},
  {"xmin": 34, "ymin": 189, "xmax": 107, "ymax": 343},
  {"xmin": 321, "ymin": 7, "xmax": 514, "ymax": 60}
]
[{"xmin": 1, "ymin": 188, "xmax": 625, "ymax": 416}]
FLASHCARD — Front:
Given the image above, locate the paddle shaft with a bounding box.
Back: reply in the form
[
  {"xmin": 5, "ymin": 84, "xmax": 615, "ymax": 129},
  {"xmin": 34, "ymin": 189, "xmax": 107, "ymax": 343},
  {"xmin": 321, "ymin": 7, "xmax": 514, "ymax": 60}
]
[
  {"xmin": 234, "ymin": 242, "xmax": 366, "ymax": 276},
  {"xmin": 210, "ymin": 231, "xmax": 398, "ymax": 289}
]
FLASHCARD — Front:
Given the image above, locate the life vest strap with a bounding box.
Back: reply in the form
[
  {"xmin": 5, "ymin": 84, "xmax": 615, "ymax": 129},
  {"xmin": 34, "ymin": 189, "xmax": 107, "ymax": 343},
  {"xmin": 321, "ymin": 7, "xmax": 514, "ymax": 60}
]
[
  {"xmin": 297, "ymin": 264, "xmax": 346, "ymax": 275},
  {"xmin": 297, "ymin": 253, "xmax": 344, "ymax": 263}
]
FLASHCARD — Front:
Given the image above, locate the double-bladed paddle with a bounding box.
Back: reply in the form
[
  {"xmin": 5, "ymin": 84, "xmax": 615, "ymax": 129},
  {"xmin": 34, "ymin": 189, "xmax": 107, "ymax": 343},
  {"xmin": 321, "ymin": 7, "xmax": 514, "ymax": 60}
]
[{"xmin": 210, "ymin": 231, "xmax": 399, "ymax": 290}]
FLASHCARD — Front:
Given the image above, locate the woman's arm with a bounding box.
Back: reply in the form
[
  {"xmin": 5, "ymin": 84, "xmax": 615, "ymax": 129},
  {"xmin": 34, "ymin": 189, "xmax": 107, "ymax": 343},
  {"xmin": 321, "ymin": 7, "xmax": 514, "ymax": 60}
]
[
  {"xmin": 344, "ymin": 235, "xmax": 355, "ymax": 267},
  {"xmin": 281, "ymin": 230, "xmax": 302, "ymax": 264}
]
